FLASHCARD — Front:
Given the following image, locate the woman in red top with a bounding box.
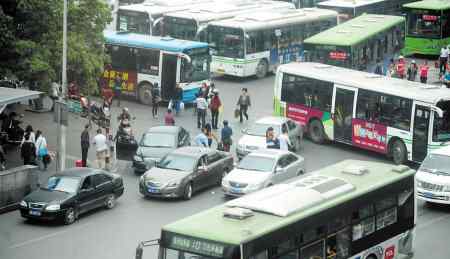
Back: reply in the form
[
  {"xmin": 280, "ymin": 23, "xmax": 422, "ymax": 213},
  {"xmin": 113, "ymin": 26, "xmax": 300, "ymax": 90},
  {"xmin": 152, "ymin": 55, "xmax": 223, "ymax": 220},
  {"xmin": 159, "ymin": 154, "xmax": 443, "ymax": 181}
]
[
  {"xmin": 164, "ymin": 109, "xmax": 175, "ymax": 126},
  {"xmin": 419, "ymin": 61, "xmax": 429, "ymax": 84},
  {"xmin": 209, "ymin": 89, "xmax": 221, "ymax": 130}
]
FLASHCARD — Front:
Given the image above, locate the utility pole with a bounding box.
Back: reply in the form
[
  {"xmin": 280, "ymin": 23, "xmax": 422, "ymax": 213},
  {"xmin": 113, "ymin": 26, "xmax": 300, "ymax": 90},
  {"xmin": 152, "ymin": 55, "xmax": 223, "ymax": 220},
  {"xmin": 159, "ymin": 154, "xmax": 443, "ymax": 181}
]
[{"xmin": 57, "ymin": 0, "xmax": 68, "ymax": 172}]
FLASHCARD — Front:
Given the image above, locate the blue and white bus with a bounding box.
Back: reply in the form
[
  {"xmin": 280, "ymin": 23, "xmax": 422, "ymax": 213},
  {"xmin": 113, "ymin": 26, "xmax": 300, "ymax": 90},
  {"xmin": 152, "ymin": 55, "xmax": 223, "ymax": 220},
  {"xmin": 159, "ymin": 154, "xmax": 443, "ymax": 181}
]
[{"xmin": 102, "ymin": 31, "xmax": 210, "ymax": 105}]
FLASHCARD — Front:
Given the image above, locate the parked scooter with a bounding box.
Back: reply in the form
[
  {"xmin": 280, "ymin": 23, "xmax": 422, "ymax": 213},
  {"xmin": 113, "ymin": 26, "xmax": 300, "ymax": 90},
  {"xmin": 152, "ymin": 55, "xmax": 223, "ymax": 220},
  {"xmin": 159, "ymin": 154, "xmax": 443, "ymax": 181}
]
[
  {"xmin": 80, "ymin": 98, "xmax": 111, "ymax": 128},
  {"xmin": 115, "ymin": 115, "xmax": 138, "ymax": 161}
]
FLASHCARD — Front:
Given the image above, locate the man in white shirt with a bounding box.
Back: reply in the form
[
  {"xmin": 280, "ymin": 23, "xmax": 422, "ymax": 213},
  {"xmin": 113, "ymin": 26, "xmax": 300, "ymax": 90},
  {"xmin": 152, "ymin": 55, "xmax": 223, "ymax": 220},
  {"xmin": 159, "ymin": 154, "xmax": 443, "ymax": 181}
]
[
  {"xmin": 93, "ymin": 128, "xmax": 108, "ymax": 169},
  {"xmin": 278, "ymin": 125, "xmax": 291, "ymax": 151},
  {"xmin": 440, "ymin": 46, "xmax": 449, "ymax": 74},
  {"xmin": 196, "ymin": 93, "xmax": 208, "ymax": 129}
]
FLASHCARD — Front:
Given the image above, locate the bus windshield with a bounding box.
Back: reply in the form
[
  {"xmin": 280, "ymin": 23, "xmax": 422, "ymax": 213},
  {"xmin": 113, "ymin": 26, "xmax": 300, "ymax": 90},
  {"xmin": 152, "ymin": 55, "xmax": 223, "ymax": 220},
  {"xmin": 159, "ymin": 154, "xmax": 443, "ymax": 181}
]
[
  {"xmin": 208, "ymin": 26, "xmax": 244, "ymax": 59},
  {"xmin": 164, "ymin": 249, "xmax": 215, "ymax": 259},
  {"xmin": 117, "ymin": 10, "xmax": 150, "ymax": 34},
  {"xmin": 181, "ymin": 48, "xmax": 210, "ymax": 82},
  {"xmin": 305, "ymin": 45, "xmax": 352, "ymax": 68},
  {"xmin": 407, "ymin": 11, "xmax": 441, "ymax": 38},
  {"xmin": 165, "ymin": 17, "xmax": 197, "ymax": 41},
  {"xmin": 433, "ymin": 101, "xmax": 450, "ymax": 142}
]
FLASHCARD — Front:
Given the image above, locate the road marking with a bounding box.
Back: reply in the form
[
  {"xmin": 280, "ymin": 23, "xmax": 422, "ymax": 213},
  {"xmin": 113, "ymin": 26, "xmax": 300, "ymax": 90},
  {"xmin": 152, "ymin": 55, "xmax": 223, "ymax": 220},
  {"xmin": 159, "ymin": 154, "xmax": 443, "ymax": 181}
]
[
  {"xmin": 9, "ymin": 223, "xmax": 91, "ymax": 249},
  {"xmin": 417, "ymin": 213, "xmax": 450, "ymax": 230}
]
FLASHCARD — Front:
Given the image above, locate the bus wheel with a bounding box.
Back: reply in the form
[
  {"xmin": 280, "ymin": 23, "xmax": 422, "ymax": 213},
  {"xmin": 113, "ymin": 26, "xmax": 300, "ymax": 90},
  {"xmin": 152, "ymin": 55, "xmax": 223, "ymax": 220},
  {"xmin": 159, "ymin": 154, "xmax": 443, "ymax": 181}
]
[
  {"xmin": 255, "ymin": 59, "xmax": 268, "ymax": 79},
  {"xmin": 391, "ymin": 139, "xmax": 407, "ymax": 165},
  {"xmin": 138, "ymin": 83, "xmax": 152, "ymax": 105},
  {"xmin": 308, "ymin": 120, "xmax": 325, "ymax": 144}
]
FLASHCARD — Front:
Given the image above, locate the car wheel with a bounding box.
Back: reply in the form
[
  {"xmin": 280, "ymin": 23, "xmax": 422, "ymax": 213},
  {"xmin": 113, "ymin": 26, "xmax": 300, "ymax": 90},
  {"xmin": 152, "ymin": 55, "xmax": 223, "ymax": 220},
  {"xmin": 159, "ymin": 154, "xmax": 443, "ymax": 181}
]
[
  {"xmin": 138, "ymin": 83, "xmax": 152, "ymax": 105},
  {"xmin": 105, "ymin": 194, "xmax": 116, "ymax": 209},
  {"xmin": 255, "ymin": 59, "xmax": 268, "ymax": 79},
  {"xmin": 64, "ymin": 207, "xmax": 76, "ymax": 225},
  {"xmin": 308, "ymin": 119, "xmax": 325, "ymax": 144},
  {"xmin": 391, "ymin": 139, "xmax": 407, "ymax": 165},
  {"xmin": 183, "ymin": 183, "xmax": 193, "ymax": 200}
]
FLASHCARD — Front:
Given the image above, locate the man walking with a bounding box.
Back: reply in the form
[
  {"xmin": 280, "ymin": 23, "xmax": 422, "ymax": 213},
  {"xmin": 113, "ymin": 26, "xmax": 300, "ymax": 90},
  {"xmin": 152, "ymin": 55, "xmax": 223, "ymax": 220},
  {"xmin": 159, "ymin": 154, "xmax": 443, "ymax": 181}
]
[
  {"xmin": 174, "ymin": 83, "xmax": 183, "ymax": 115},
  {"xmin": 49, "ymin": 82, "xmax": 60, "ymax": 112},
  {"xmin": 114, "ymin": 74, "xmax": 122, "ymax": 107},
  {"xmin": 221, "ymin": 120, "xmax": 233, "ymax": 152},
  {"xmin": 81, "ymin": 124, "xmax": 90, "ymax": 167},
  {"xmin": 440, "ymin": 45, "xmax": 449, "ymax": 74},
  {"xmin": 237, "ymin": 88, "xmax": 251, "ymax": 123},
  {"xmin": 209, "ymin": 89, "xmax": 221, "ymax": 129},
  {"xmin": 196, "ymin": 93, "xmax": 208, "ymax": 129},
  {"xmin": 93, "ymin": 128, "xmax": 108, "ymax": 169}
]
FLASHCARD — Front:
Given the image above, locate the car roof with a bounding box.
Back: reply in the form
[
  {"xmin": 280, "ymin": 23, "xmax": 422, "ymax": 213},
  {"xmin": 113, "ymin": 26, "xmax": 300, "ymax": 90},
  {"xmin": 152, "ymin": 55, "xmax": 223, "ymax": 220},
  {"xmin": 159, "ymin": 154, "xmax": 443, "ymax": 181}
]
[
  {"xmin": 247, "ymin": 149, "xmax": 294, "ymax": 159},
  {"xmin": 431, "ymin": 145, "xmax": 450, "ymax": 157},
  {"xmin": 255, "ymin": 116, "xmax": 288, "ymax": 125},
  {"xmin": 146, "ymin": 126, "xmax": 180, "ymax": 134},
  {"xmin": 172, "ymin": 146, "xmax": 215, "ymax": 157},
  {"xmin": 56, "ymin": 168, "xmax": 103, "ymax": 178}
]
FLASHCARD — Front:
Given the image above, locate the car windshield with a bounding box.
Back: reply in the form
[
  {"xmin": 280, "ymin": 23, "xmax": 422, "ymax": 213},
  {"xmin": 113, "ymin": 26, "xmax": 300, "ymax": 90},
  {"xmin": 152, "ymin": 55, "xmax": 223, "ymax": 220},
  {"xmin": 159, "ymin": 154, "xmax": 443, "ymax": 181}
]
[
  {"xmin": 158, "ymin": 154, "xmax": 196, "ymax": 172},
  {"xmin": 246, "ymin": 123, "xmax": 280, "ymax": 137},
  {"xmin": 46, "ymin": 176, "xmax": 80, "ymax": 193},
  {"xmin": 238, "ymin": 156, "xmax": 276, "ymax": 172},
  {"xmin": 420, "ymin": 154, "xmax": 450, "ymax": 176},
  {"xmin": 141, "ymin": 133, "xmax": 176, "ymax": 148}
]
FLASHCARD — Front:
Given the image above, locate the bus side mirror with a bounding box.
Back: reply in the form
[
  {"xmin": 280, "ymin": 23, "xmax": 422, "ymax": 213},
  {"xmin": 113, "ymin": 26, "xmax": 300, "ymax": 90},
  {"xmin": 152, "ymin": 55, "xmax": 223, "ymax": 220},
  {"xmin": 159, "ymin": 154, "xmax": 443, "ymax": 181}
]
[{"xmin": 135, "ymin": 242, "xmax": 144, "ymax": 259}]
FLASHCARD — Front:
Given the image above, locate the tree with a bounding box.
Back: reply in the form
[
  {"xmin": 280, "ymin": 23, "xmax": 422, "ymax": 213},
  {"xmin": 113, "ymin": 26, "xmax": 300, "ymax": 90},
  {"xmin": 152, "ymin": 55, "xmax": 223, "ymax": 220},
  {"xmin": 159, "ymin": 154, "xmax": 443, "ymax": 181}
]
[{"xmin": 0, "ymin": 0, "xmax": 111, "ymax": 94}]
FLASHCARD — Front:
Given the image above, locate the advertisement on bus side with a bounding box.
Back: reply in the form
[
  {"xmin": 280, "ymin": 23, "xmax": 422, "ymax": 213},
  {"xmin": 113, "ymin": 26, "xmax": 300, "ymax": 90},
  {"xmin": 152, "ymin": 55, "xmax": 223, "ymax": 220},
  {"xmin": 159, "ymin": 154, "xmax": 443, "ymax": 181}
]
[
  {"xmin": 352, "ymin": 118, "xmax": 388, "ymax": 154},
  {"xmin": 101, "ymin": 69, "xmax": 138, "ymax": 96},
  {"xmin": 286, "ymin": 103, "xmax": 333, "ymax": 138}
]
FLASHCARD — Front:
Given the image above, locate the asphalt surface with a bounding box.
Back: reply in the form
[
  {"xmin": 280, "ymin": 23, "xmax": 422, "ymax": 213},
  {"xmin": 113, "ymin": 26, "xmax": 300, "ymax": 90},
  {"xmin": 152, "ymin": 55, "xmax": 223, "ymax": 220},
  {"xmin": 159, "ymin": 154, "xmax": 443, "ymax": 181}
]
[{"xmin": 1, "ymin": 62, "xmax": 450, "ymax": 259}]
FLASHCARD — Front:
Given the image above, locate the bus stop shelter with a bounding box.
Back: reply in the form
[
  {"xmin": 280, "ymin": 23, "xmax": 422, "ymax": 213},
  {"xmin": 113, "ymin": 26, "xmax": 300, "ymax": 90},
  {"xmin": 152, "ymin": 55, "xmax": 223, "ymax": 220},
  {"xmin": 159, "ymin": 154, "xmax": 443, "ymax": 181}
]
[{"xmin": 0, "ymin": 86, "xmax": 43, "ymax": 113}]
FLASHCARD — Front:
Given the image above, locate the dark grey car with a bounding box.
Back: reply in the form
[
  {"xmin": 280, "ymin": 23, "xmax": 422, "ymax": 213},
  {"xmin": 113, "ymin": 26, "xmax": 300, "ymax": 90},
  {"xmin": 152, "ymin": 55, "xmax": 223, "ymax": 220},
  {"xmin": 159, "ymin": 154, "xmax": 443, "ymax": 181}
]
[
  {"xmin": 139, "ymin": 147, "xmax": 233, "ymax": 200},
  {"xmin": 133, "ymin": 126, "xmax": 190, "ymax": 174}
]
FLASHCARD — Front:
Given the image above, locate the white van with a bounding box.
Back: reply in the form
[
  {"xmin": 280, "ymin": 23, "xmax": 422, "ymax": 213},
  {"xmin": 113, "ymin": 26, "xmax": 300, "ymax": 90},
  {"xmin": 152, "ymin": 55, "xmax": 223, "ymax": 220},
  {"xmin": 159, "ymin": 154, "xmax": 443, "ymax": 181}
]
[{"xmin": 416, "ymin": 145, "xmax": 450, "ymax": 204}]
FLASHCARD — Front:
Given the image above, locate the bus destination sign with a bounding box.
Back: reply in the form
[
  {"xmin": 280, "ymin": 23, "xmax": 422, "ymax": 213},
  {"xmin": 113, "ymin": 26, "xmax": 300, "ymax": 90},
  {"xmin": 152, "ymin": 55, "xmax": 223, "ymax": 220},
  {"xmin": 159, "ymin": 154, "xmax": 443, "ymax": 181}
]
[{"xmin": 169, "ymin": 234, "xmax": 225, "ymax": 257}]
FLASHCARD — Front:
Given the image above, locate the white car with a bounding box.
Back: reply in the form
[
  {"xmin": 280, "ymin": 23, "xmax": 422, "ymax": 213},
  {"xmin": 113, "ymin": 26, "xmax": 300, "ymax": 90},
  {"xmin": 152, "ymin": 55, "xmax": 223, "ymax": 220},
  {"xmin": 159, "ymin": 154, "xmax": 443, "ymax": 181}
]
[
  {"xmin": 416, "ymin": 145, "xmax": 450, "ymax": 204},
  {"xmin": 222, "ymin": 149, "xmax": 305, "ymax": 197},
  {"xmin": 236, "ymin": 116, "xmax": 303, "ymax": 159}
]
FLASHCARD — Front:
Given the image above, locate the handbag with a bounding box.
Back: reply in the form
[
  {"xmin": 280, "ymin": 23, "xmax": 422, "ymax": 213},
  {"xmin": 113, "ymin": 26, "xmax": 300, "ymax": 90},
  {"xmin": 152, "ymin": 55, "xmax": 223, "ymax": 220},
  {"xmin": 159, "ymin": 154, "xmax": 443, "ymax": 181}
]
[
  {"xmin": 37, "ymin": 138, "xmax": 48, "ymax": 157},
  {"xmin": 234, "ymin": 107, "xmax": 240, "ymax": 118}
]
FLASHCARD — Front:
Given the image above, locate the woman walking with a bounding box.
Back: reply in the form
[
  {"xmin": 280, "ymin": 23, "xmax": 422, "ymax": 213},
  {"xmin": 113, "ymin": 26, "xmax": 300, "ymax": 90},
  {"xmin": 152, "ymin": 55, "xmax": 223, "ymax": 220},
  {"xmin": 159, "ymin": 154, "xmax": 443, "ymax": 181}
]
[
  {"xmin": 35, "ymin": 130, "xmax": 49, "ymax": 170},
  {"xmin": 21, "ymin": 125, "xmax": 35, "ymax": 145},
  {"xmin": 205, "ymin": 123, "xmax": 218, "ymax": 148},
  {"xmin": 151, "ymin": 84, "xmax": 161, "ymax": 119},
  {"xmin": 237, "ymin": 88, "xmax": 251, "ymax": 123},
  {"xmin": 21, "ymin": 132, "xmax": 36, "ymax": 165},
  {"xmin": 209, "ymin": 89, "xmax": 221, "ymax": 129}
]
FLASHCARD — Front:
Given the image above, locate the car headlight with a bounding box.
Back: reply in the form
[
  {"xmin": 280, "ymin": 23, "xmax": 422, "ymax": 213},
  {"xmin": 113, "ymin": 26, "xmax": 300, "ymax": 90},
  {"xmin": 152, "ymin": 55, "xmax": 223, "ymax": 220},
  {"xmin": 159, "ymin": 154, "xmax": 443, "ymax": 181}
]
[
  {"xmin": 45, "ymin": 204, "xmax": 60, "ymax": 211},
  {"xmin": 416, "ymin": 180, "xmax": 422, "ymax": 188},
  {"xmin": 134, "ymin": 155, "xmax": 143, "ymax": 162},
  {"xmin": 20, "ymin": 200, "xmax": 27, "ymax": 208},
  {"xmin": 221, "ymin": 179, "xmax": 229, "ymax": 187},
  {"xmin": 165, "ymin": 181, "xmax": 179, "ymax": 188},
  {"xmin": 443, "ymin": 185, "xmax": 450, "ymax": 192}
]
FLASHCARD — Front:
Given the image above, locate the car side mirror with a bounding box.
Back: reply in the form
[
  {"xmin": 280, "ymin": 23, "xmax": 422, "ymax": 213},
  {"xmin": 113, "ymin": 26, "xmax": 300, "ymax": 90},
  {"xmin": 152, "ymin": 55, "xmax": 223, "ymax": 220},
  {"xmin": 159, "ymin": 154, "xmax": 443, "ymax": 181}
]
[{"xmin": 275, "ymin": 166, "xmax": 284, "ymax": 174}]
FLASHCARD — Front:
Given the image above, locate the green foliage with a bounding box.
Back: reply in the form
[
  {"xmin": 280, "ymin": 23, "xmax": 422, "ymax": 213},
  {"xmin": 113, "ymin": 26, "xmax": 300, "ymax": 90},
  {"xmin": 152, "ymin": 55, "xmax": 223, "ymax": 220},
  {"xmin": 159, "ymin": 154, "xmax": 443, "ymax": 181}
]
[{"xmin": 0, "ymin": 0, "xmax": 112, "ymax": 94}]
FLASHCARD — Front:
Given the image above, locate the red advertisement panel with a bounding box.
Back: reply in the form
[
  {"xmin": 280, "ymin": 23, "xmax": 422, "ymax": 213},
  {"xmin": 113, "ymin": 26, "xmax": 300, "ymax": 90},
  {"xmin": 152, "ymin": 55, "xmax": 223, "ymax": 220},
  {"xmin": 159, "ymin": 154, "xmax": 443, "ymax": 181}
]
[
  {"xmin": 384, "ymin": 246, "xmax": 395, "ymax": 259},
  {"xmin": 286, "ymin": 103, "xmax": 323, "ymax": 126},
  {"xmin": 352, "ymin": 118, "xmax": 388, "ymax": 154},
  {"xmin": 101, "ymin": 69, "xmax": 138, "ymax": 96},
  {"xmin": 329, "ymin": 51, "xmax": 348, "ymax": 60}
]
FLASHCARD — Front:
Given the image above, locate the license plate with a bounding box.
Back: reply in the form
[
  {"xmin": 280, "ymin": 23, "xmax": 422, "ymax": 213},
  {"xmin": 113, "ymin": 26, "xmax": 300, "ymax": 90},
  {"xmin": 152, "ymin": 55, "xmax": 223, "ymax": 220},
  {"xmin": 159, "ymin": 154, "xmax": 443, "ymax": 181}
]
[
  {"xmin": 148, "ymin": 188, "xmax": 160, "ymax": 193},
  {"xmin": 216, "ymin": 68, "xmax": 225, "ymax": 73},
  {"xmin": 29, "ymin": 210, "xmax": 41, "ymax": 216},
  {"xmin": 230, "ymin": 187, "xmax": 241, "ymax": 194},
  {"xmin": 423, "ymin": 192, "xmax": 434, "ymax": 198}
]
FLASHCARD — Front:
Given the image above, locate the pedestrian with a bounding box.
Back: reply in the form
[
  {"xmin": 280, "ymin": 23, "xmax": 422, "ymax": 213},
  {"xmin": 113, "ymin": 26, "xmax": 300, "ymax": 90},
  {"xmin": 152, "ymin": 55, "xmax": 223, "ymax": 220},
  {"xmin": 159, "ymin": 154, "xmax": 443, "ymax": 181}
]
[
  {"xmin": 21, "ymin": 125, "xmax": 35, "ymax": 145},
  {"xmin": 205, "ymin": 123, "xmax": 218, "ymax": 148},
  {"xmin": 164, "ymin": 108, "xmax": 175, "ymax": 125},
  {"xmin": 35, "ymin": 130, "xmax": 49, "ymax": 170},
  {"xmin": 113, "ymin": 74, "xmax": 122, "ymax": 107},
  {"xmin": 374, "ymin": 58, "xmax": 384, "ymax": 75},
  {"xmin": 439, "ymin": 45, "xmax": 449, "ymax": 74},
  {"xmin": 93, "ymin": 128, "xmax": 108, "ymax": 169},
  {"xmin": 419, "ymin": 61, "xmax": 429, "ymax": 84},
  {"xmin": 173, "ymin": 83, "xmax": 183, "ymax": 115},
  {"xmin": 21, "ymin": 132, "xmax": 36, "ymax": 165},
  {"xmin": 278, "ymin": 124, "xmax": 291, "ymax": 151},
  {"xmin": 407, "ymin": 60, "xmax": 418, "ymax": 81},
  {"xmin": 0, "ymin": 144, "xmax": 5, "ymax": 170},
  {"xmin": 396, "ymin": 56, "xmax": 406, "ymax": 79},
  {"xmin": 209, "ymin": 89, "xmax": 221, "ymax": 129},
  {"xmin": 194, "ymin": 127, "xmax": 209, "ymax": 147},
  {"xmin": 196, "ymin": 92, "xmax": 208, "ymax": 129},
  {"xmin": 266, "ymin": 127, "xmax": 279, "ymax": 149},
  {"xmin": 49, "ymin": 82, "xmax": 60, "ymax": 112},
  {"xmin": 237, "ymin": 88, "xmax": 251, "ymax": 123},
  {"xmin": 444, "ymin": 70, "xmax": 450, "ymax": 88},
  {"xmin": 151, "ymin": 83, "xmax": 161, "ymax": 119},
  {"xmin": 221, "ymin": 120, "xmax": 233, "ymax": 152},
  {"xmin": 387, "ymin": 58, "xmax": 395, "ymax": 78},
  {"xmin": 81, "ymin": 124, "xmax": 90, "ymax": 167}
]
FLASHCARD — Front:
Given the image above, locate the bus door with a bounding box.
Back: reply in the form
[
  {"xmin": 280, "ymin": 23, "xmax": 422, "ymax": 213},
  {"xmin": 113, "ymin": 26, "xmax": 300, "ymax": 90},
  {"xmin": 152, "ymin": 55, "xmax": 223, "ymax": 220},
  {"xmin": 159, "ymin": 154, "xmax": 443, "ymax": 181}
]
[
  {"xmin": 412, "ymin": 105, "xmax": 430, "ymax": 162},
  {"xmin": 332, "ymin": 85, "xmax": 356, "ymax": 143},
  {"xmin": 161, "ymin": 54, "xmax": 178, "ymax": 100}
]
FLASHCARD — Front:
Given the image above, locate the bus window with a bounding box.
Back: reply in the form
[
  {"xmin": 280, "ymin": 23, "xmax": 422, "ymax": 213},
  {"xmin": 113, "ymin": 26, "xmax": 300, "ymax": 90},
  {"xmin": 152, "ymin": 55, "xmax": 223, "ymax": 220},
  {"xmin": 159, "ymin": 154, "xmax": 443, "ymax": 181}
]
[
  {"xmin": 250, "ymin": 251, "xmax": 268, "ymax": 259},
  {"xmin": 432, "ymin": 100, "xmax": 450, "ymax": 142},
  {"xmin": 270, "ymin": 239, "xmax": 298, "ymax": 259},
  {"xmin": 137, "ymin": 49, "xmax": 160, "ymax": 76},
  {"xmin": 326, "ymin": 228, "xmax": 350, "ymax": 259},
  {"xmin": 351, "ymin": 204, "xmax": 375, "ymax": 241},
  {"xmin": 375, "ymin": 196, "xmax": 398, "ymax": 231},
  {"xmin": 109, "ymin": 45, "xmax": 137, "ymax": 70},
  {"xmin": 300, "ymin": 240, "xmax": 324, "ymax": 259},
  {"xmin": 408, "ymin": 12, "xmax": 441, "ymax": 38}
]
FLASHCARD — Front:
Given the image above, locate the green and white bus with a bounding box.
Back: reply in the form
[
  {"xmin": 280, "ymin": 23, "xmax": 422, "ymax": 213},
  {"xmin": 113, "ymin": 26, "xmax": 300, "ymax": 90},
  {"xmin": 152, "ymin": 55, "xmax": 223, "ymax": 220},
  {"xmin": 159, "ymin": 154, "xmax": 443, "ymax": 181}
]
[
  {"xmin": 208, "ymin": 8, "xmax": 338, "ymax": 78},
  {"xmin": 273, "ymin": 62, "xmax": 450, "ymax": 164},
  {"xmin": 402, "ymin": 0, "xmax": 450, "ymax": 56},
  {"xmin": 303, "ymin": 14, "xmax": 405, "ymax": 73},
  {"xmin": 136, "ymin": 160, "xmax": 416, "ymax": 259},
  {"xmin": 162, "ymin": 1, "xmax": 296, "ymax": 42},
  {"xmin": 276, "ymin": 0, "xmax": 326, "ymax": 9}
]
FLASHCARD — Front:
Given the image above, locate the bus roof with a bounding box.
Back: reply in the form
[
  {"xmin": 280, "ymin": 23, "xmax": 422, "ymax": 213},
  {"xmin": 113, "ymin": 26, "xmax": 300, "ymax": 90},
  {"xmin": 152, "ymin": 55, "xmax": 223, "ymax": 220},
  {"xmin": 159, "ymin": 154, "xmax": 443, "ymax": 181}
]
[
  {"xmin": 403, "ymin": 0, "xmax": 450, "ymax": 11},
  {"xmin": 317, "ymin": 0, "xmax": 385, "ymax": 9},
  {"xmin": 278, "ymin": 62, "xmax": 450, "ymax": 105},
  {"xmin": 103, "ymin": 31, "xmax": 208, "ymax": 52},
  {"xmin": 208, "ymin": 8, "xmax": 338, "ymax": 31},
  {"xmin": 162, "ymin": 160, "xmax": 415, "ymax": 245},
  {"xmin": 118, "ymin": 0, "xmax": 211, "ymax": 16},
  {"xmin": 303, "ymin": 13, "xmax": 404, "ymax": 46},
  {"xmin": 165, "ymin": 0, "xmax": 295, "ymax": 24}
]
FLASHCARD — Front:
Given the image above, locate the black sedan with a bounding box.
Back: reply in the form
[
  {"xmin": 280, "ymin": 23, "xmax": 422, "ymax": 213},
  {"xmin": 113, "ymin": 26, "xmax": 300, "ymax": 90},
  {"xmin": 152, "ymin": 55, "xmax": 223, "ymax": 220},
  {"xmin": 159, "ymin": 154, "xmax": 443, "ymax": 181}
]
[
  {"xmin": 133, "ymin": 126, "xmax": 190, "ymax": 174},
  {"xmin": 19, "ymin": 168, "xmax": 124, "ymax": 225},
  {"xmin": 139, "ymin": 147, "xmax": 233, "ymax": 200}
]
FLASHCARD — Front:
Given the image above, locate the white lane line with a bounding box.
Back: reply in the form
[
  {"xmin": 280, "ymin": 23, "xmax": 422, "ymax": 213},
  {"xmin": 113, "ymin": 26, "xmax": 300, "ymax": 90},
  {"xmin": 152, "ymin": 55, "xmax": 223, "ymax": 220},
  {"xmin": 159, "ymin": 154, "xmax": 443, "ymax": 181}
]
[
  {"xmin": 417, "ymin": 213, "xmax": 450, "ymax": 230},
  {"xmin": 9, "ymin": 223, "xmax": 91, "ymax": 249}
]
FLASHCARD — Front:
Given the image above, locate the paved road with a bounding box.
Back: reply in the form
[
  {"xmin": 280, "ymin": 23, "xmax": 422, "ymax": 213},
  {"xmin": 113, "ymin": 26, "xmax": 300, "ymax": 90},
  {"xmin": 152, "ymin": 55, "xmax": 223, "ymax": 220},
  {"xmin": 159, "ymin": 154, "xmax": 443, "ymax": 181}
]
[{"xmin": 1, "ymin": 71, "xmax": 449, "ymax": 259}]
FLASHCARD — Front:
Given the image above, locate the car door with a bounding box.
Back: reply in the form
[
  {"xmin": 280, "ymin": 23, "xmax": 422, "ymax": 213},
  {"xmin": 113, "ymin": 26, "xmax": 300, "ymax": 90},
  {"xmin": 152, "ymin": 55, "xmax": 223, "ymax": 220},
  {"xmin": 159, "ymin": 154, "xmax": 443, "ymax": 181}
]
[
  {"xmin": 77, "ymin": 176, "xmax": 96, "ymax": 214},
  {"xmin": 192, "ymin": 156, "xmax": 209, "ymax": 191},
  {"xmin": 273, "ymin": 156, "xmax": 291, "ymax": 183},
  {"xmin": 285, "ymin": 154, "xmax": 300, "ymax": 178},
  {"xmin": 92, "ymin": 173, "xmax": 114, "ymax": 208},
  {"xmin": 206, "ymin": 152, "xmax": 223, "ymax": 187}
]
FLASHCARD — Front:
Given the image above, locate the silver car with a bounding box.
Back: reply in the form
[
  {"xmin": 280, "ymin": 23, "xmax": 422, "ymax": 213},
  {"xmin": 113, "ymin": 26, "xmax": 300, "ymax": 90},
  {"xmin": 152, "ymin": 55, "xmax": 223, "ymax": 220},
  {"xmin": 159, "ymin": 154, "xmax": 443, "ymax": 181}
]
[
  {"xmin": 236, "ymin": 116, "xmax": 303, "ymax": 159},
  {"xmin": 222, "ymin": 149, "xmax": 305, "ymax": 197}
]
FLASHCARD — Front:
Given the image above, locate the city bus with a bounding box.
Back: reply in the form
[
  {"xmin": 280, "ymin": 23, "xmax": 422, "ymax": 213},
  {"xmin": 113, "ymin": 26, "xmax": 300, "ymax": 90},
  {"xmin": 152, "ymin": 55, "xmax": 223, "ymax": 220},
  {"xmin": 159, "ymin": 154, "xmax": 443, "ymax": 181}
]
[
  {"xmin": 273, "ymin": 62, "xmax": 450, "ymax": 164},
  {"xmin": 208, "ymin": 8, "xmax": 338, "ymax": 78},
  {"xmin": 317, "ymin": 0, "xmax": 413, "ymax": 23},
  {"xmin": 116, "ymin": 0, "xmax": 212, "ymax": 35},
  {"xmin": 303, "ymin": 14, "xmax": 405, "ymax": 73},
  {"xmin": 276, "ymin": 0, "xmax": 326, "ymax": 9},
  {"xmin": 402, "ymin": 0, "xmax": 450, "ymax": 56},
  {"xmin": 136, "ymin": 159, "xmax": 416, "ymax": 259},
  {"xmin": 101, "ymin": 31, "xmax": 210, "ymax": 105},
  {"xmin": 162, "ymin": 0, "xmax": 295, "ymax": 42}
]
